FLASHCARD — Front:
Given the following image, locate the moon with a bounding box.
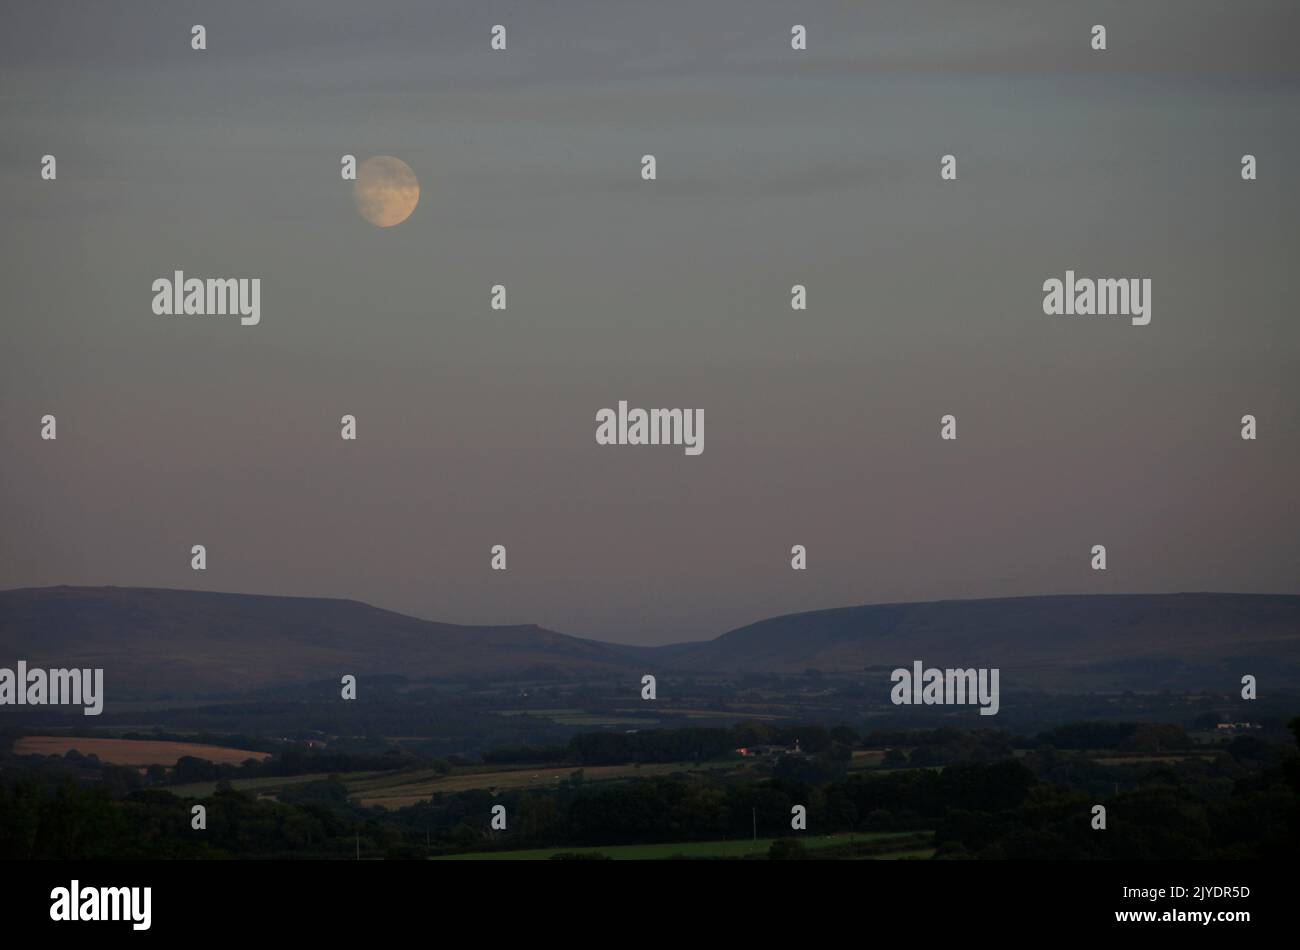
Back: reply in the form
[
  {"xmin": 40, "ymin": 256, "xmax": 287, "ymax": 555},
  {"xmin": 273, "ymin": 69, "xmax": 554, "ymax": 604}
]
[{"xmin": 353, "ymin": 155, "xmax": 419, "ymax": 228}]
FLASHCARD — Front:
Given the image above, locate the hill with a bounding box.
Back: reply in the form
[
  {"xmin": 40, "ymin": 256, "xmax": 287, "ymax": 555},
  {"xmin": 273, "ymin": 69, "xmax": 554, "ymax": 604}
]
[
  {"xmin": 658, "ymin": 593, "xmax": 1300, "ymax": 690},
  {"xmin": 2, "ymin": 587, "xmax": 1298, "ymax": 695},
  {"xmin": 0, "ymin": 586, "xmax": 637, "ymax": 696}
]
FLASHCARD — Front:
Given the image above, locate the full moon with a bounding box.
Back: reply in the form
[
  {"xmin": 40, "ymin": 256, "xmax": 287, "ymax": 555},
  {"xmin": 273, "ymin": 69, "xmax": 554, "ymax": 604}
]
[{"xmin": 353, "ymin": 155, "xmax": 420, "ymax": 228}]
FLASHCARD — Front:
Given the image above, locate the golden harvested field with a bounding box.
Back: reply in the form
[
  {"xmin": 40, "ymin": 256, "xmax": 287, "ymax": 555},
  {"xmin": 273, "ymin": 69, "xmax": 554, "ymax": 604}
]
[{"xmin": 14, "ymin": 735, "xmax": 271, "ymax": 767}]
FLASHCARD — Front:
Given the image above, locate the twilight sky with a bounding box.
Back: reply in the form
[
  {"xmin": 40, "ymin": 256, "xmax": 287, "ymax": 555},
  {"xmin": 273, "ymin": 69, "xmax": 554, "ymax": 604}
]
[{"xmin": 1, "ymin": 0, "xmax": 1297, "ymax": 645}]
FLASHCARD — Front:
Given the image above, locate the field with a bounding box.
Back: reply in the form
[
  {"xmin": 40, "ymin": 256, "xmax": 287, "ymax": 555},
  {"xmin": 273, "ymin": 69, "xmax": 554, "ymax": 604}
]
[
  {"xmin": 485, "ymin": 712, "xmax": 773, "ymax": 727},
  {"xmin": 433, "ymin": 831, "xmax": 933, "ymax": 860},
  {"xmin": 163, "ymin": 752, "xmax": 943, "ymax": 807},
  {"xmin": 351, "ymin": 760, "xmax": 747, "ymax": 807},
  {"xmin": 166, "ymin": 759, "xmax": 750, "ymax": 805},
  {"xmin": 14, "ymin": 735, "xmax": 271, "ymax": 767},
  {"xmin": 850, "ymin": 750, "xmax": 886, "ymax": 768},
  {"xmin": 1089, "ymin": 753, "xmax": 1214, "ymax": 766}
]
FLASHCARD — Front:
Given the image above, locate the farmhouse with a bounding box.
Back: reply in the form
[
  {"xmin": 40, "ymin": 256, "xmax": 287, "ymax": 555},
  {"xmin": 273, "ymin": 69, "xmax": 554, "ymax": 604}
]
[{"xmin": 736, "ymin": 740, "xmax": 803, "ymax": 758}]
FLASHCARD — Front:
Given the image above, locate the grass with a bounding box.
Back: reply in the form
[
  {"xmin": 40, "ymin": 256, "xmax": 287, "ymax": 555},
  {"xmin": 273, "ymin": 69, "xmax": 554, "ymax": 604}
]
[
  {"xmin": 433, "ymin": 831, "xmax": 930, "ymax": 861},
  {"xmin": 166, "ymin": 771, "xmax": 366, "ymax": 799},
  {"xmin": 849, "ymin": 750, "xmax": 887, "ymax": 768},
  {"xmin": 349, "ymin": 760, "xmax": 737, "ymax": 807},
  {"xmin": 164, "ymin": 759, "xmax": 748, "ymax": 805}
]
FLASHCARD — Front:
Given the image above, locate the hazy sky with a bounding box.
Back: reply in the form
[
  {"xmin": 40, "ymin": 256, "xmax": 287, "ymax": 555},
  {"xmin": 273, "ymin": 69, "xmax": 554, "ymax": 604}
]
[{"xmin": 2, "ymin": 1, "xmax": 1297, "ymax": 645}]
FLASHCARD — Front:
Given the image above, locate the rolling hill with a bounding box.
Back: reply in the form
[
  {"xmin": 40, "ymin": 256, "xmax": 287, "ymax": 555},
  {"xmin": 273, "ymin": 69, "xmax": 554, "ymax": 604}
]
[
  {"xmin": 659, "ymin": 593, "xmax": 1300, "ymax": 690},
  {"xmin": 2, "ymin": 587, "xmax": 1298, "ymax": 694},
  {"xmin": 0, "ymin": 586, "xmax": 638, "ymax": 695}
]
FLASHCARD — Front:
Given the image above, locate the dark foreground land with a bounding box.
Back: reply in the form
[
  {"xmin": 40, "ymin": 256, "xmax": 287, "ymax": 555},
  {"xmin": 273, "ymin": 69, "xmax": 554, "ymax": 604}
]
[{"xmin": 3, "ymin": 708, "xmax": 1297, "ymax": 861}]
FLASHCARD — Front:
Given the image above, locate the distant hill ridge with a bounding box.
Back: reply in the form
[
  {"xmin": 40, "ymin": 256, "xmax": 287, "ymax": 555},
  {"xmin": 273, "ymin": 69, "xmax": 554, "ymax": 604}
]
[
  {"xmin": 659, "ymin": 592, "xmax": 1300, "ymax": 690},
  {"xmin": 1, "ymin": 586, "xmax": 1297, "ymax": 694},
  {"xmin": 0, "ymin": 586, "xmax": 635, "ymax": 694}
]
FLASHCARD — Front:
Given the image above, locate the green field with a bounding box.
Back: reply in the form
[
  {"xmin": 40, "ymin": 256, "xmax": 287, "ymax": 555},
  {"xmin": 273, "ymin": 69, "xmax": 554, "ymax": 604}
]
[
  {"xmin": 433, "ymin": 831, "xmax": 930, "ymax": 861},
  {"xmin": 162, "ymin": 753, "xmax": 948, "ymax": 806},
  {"xmin": 166, "ymin": 771, "xmax": 360, "ymax": 799},
  {"xmin": 166, "ymin": 759, "xmax": 748, "ymax": 805}
]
